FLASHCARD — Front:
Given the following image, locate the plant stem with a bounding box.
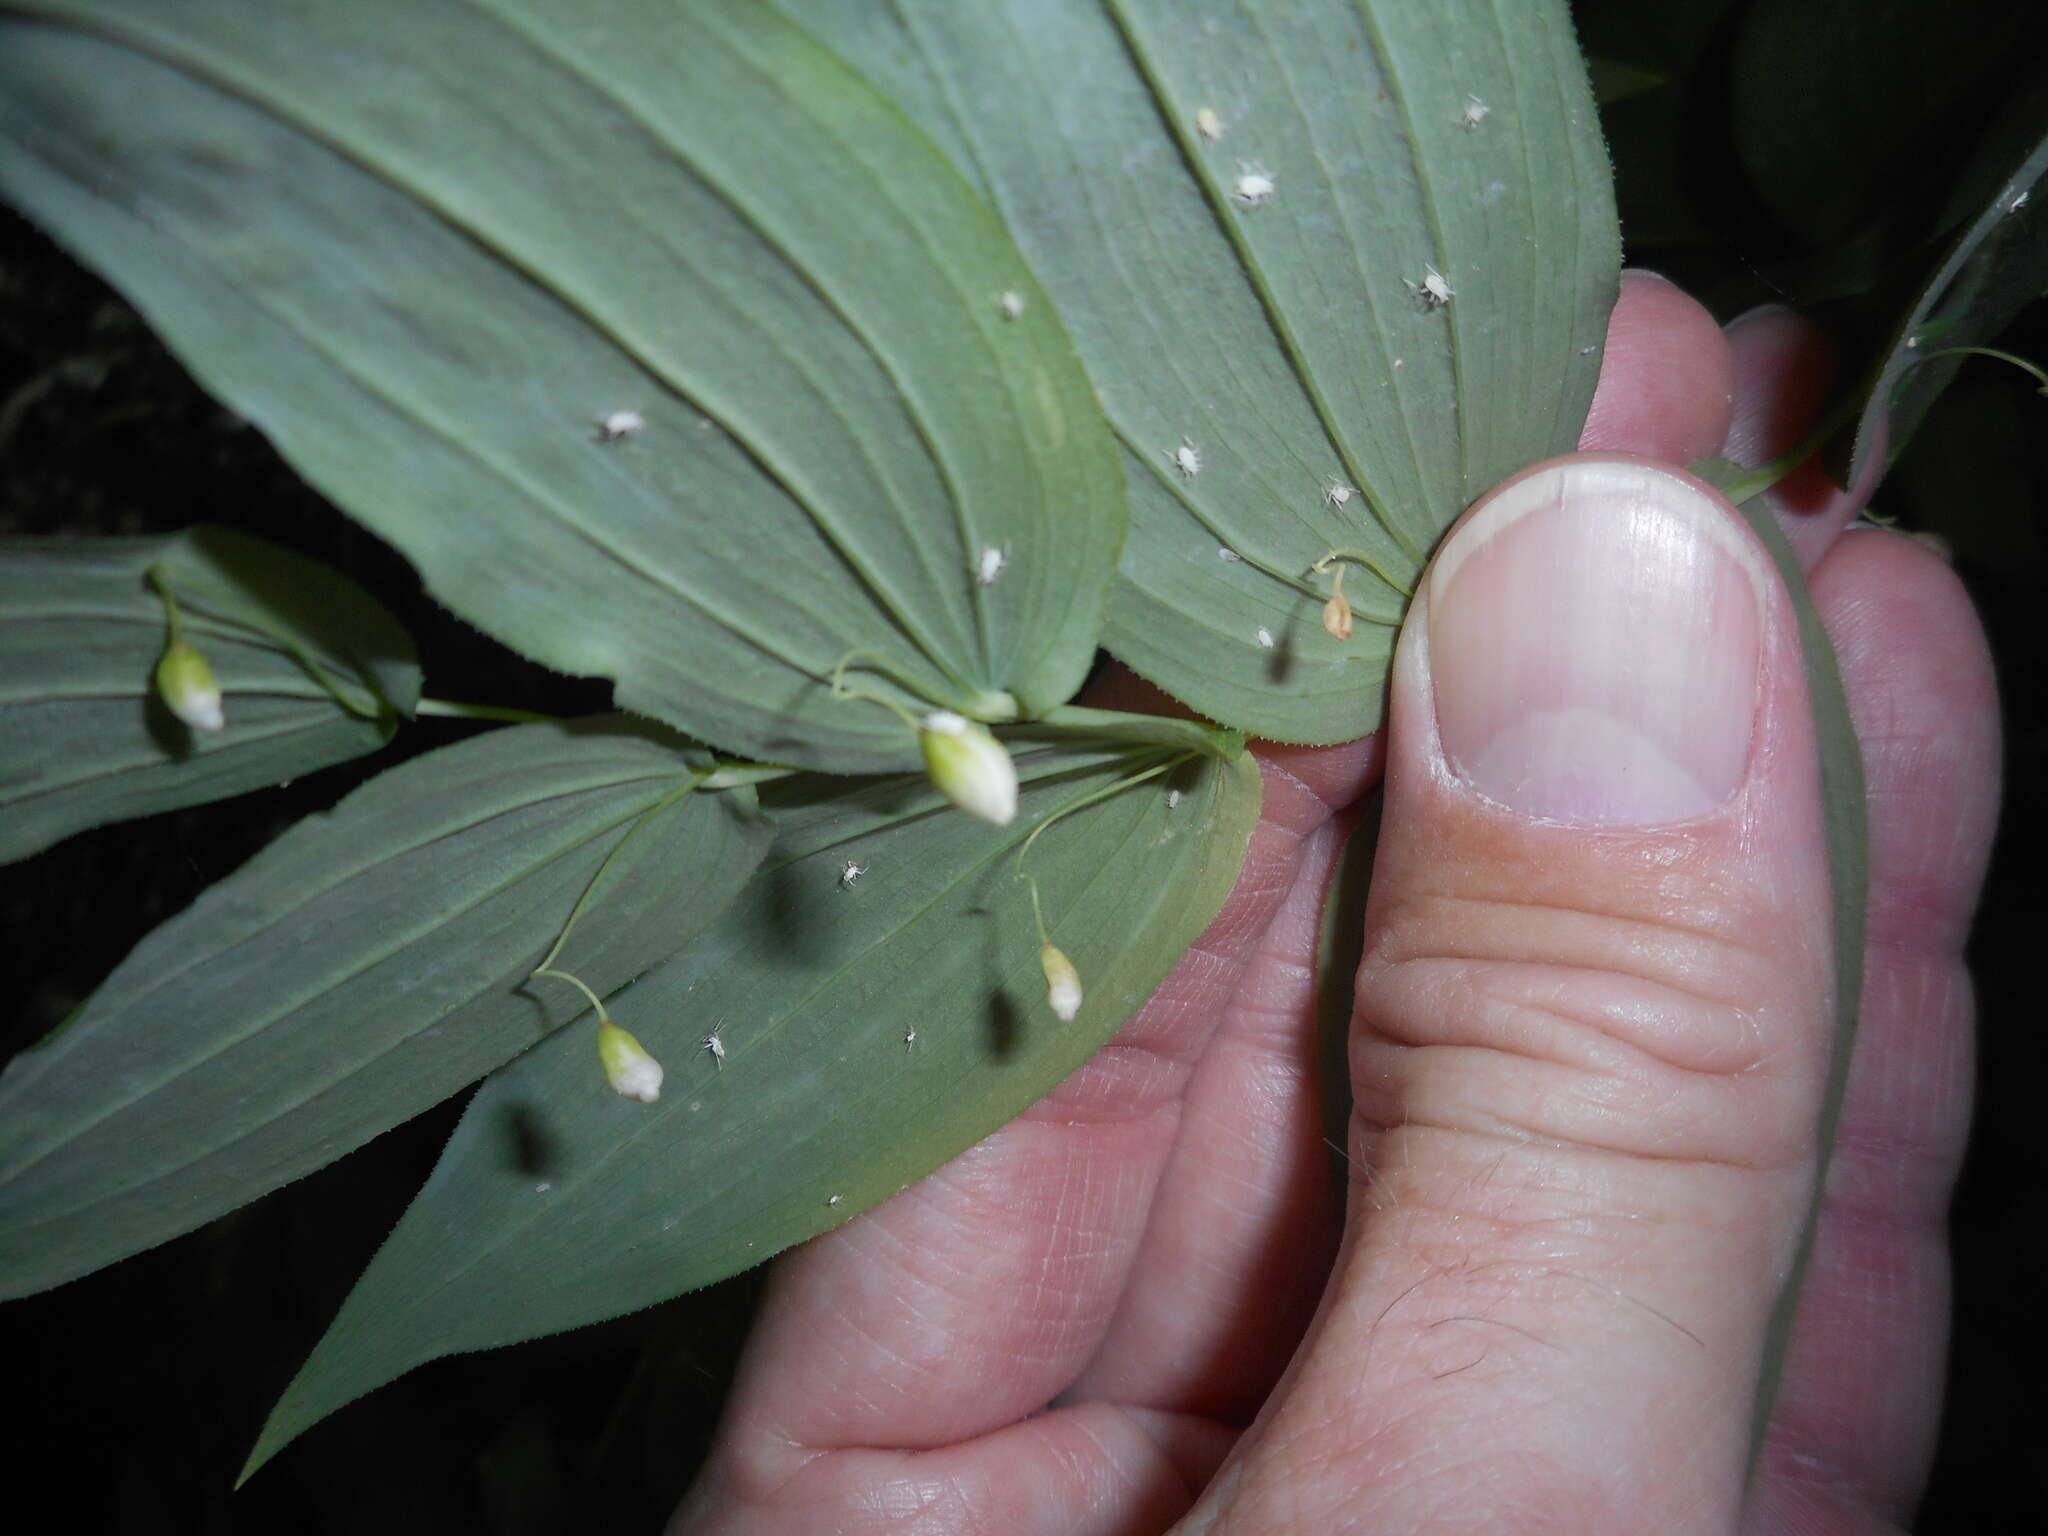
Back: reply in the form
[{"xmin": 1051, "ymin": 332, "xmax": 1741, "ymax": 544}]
[{"xmin": 416, "ymin": 697, "xmax": 560, "ymax": 724}]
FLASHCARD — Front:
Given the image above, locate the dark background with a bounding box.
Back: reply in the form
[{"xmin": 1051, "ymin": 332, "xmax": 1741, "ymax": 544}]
[{"xmin": 4, "ymin": 1, "xmax": 2045, "ymax": 1528}]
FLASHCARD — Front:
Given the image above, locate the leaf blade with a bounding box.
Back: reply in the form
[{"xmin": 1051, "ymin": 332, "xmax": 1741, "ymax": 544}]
[
  {"xmin": 244, "ymin": 741, "xmax": 1261, "ymax": 1477},
  {"xmin": 0, "ymin": 525, "xmax": 419, "ymax": 864},
  {"xmin": 0, "ymin": 717, "xmax": 768, "ymax": 1298},
  {"xmin": 0, "ymin": 1, "xmax": 1125, "ymax": 769}
]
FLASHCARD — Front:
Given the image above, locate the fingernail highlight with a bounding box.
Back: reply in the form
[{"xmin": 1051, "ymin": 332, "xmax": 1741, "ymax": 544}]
[{"xmin": 1427, "ymin": 460, "xmax": 1767, "ymax": 827}]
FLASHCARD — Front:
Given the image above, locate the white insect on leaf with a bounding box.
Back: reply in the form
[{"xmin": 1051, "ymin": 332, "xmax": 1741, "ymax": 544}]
[
  {"xmin": 827, "ymin": 1194, "xmax": 843, "ymax": 1207},
  {"xmin": 699, "ymin": 1018, "xmax": 727, "ymax": 1071},
  {"xmin": 1195, "ymin": 106, "xmax": 1226, "ymax": 145},
  {"xmin": 1322, "ymin": 481, "xmax": 1356, "ymax": 508},
  {"xmin": 975, "ymin": 545, "xmax": 1008, "ymax": 587},
  {"xmin": 1166, "ymin": 788, "xmax": 1183, "ymax": 810},
  {"xmin": 904, "ymin": 1024, "xmax": 917, "ymax": 1053},
  {"xmin": 1217, "ymin": 546, "xmax": 1242, "ymax": 562},
  {"xmin": 998, "ymin": 289, "xmax": 1027, "ymax": 320},
  {"xmin": 1169, "ymin": 436, "xmax": 1202, "ymax": 478},
  {"xmin": 1231, "ymin": 160, "xmax": 1276, "ymax": 206},
  {"xmin": 1409, "ymin": 264, "xmax": 1454, "ymax": 310},
  {"xmin": 1460, "ymin": 94, "xmax": 1491, "ymax": 131},
  {"xmin": 1255, "ymin": 626, "xmax": 1276, "ymax": 649},
  {"xmin": 596, "ymin": 409, "xmax": 644, "ymax": 442},
  {"xmin": 2010, "ymin": 187, "xmax": 2032, "ymax": 214},
  {"xmin": 837, "ymin": 859, "xmax": 870, "ymax": 890}
]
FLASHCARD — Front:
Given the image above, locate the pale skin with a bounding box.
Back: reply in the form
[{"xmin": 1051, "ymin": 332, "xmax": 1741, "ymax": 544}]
[{"xmin": 670, "ymin": 272, "xmax": 2001, "ymax": 1534}]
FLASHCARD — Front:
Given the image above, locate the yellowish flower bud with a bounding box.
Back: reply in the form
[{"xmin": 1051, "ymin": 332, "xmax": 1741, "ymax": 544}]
[
  {"xmin": 596, "ymin": 1021, "xmax": 664, "ymax": 1103},
  {"xmin": 1039, "ymin": 942, "xmax": 1083, "ymax": 1021},
  {"xmin": 920, "ymin": 710, "xmax": 1017, "ymax": 826},
  {"xmin": 1321, "ymin": 592, "xmax": 1353, "ymax": 641},
  {"xmin": 156, "ymin": 639, "xmax": 224, "ymax": 731}
]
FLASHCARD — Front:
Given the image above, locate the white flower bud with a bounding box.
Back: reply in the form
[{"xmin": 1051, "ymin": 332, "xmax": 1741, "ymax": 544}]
[
  {"xmin": 156, "ymin": 639, "xmax": 224, "ymax": 731},
  {"xmin": 596, "ymin": 1021, "xmax": 664, "ymax": 1103},
  {"xmin": 1039, "ymin": 943, "xmax": 1083, "ymax": 1021},
  {"xmin": 920, "ymin": 710, "xmax": 1017, "ymax": 826}
]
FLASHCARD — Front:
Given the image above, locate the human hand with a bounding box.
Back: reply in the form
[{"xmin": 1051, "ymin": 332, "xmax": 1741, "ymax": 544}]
[{"xmin": 669, "ymin": 273, "xmax": 2000, "ymax": 1534}]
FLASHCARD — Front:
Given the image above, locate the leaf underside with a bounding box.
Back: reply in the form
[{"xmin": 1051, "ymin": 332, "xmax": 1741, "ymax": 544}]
[
  {"xmin": 0, "ymin": 717, "xmax": 768, "ymax": 1298},
  {"xmin": 244, "ymin": 740, "xmax": 1261, "ymax": 1478},
  {"xmin": 0, "ymin": 0, "xmax": 1125, "ymax": 772},
  {"xmin": 0, "ymin": 525, "xmax": 418, "ymax": 864},
  {"xmin": 797, "ymin": 0, "xmax": 1619, "ymax": 742}
]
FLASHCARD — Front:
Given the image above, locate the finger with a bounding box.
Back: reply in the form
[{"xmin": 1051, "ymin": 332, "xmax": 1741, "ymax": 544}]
[
  {"xmin": 672, "ymin": 737, "xmax": 1372, "ymax": 1533},
  {"xmin": 1580, "ymin": 271, "xmax": 1736, "ymax": 460},
  {"xmin": 1062, "ymin": 270, "xmax": 1749, "ymax": 1419},
  {"xmin": 1185, "ymin": 456, "xmax": 1839, "ymax": 1532},
  {"xmin": 1744, "ymin": 530, "xmax": 1997, "ymax": 1531},
  {"xmin": 1721, "ymin": 305, "xmax": 1876, "ymax": 570}
]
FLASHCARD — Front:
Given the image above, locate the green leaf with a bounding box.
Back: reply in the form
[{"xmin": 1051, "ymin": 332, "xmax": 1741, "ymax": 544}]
[
  {"xmin": 0, "ymin": 525, "xmax": 418, "ymax": 864},
  {"xmin": 1844, "ymin": 108, "xmax": 2048, "ymax": 488},
  {"xmin": 1728, "ymin": 497, "xmax": 1867, "ymax": 1465},
  {"xmin": 0, "ymin": 2, "xmax": 1124, "ymax": 772},
  {"xmin": 0, "ymin": 717, "xmax": 769, "ymax": 1299},
  {"xmin": 243, "ymin": 739, "xmax": 1261, "ymax": 1479},
  {"xmin": 798, "ymin": 0, "xmax": 1617, "ymax": 742}
]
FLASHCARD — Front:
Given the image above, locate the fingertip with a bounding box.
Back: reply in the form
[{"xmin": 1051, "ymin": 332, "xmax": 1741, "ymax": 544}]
[
  {"xmin": 1579, "ymin": 269, "xmax": 1737, "ymax": 461},
  {"xmin": 1723, "ymin": 306, "xmax": 1868, "ymax": 569}
]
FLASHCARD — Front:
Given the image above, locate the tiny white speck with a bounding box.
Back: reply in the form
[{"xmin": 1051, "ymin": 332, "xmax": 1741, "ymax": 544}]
[
  {"xmin": 535, "ymin": 1181, "xmax": 552, "ymax": 1193},
  {"xmin": 2011, "ymin": 188, "xmax": 2032, "ymax": 213},
  {"xmin": 1170, "ymin": 436, "xmax": 1202, "ymax": 477},
  {"xmin": 837, "ymin": 859, "xmax": 869, "ymax": 890},
  {"xmin": 1392, "ymin": 358, "xmax": 1405, "ymax": 370},
  {"xmin": 1580, "ymin": 345, "xmax": 1597, "ymax": 356},
  {"xmin": 1323, "ymin": 482, "xmax": 1355, "ymax": 508},
  {"xmin": 597, "ymin": 409, "xmax": 644, "ymax": 442},
  {"xmin": 700, "ymin": 1019, "xmax": 727, "ymax": 1070},
  {"xmin": 1461, "ymin": 95, "xmax": 1491, "ymax": 130},
  {"xmin": 998, "ymin": 289, "xmax": 1027, "ymax": 320},
  {"xmin": 904, "ymin": 1025, "xmax": 917, "ymax": 1053},
  {"xmin": 827, "ymin": 1194, "xmax": 843, "ymax": 1206},
  {"xmin": 975, "ymin": 545, "xmax": 1008, "ymax": 586},
  {"xmin": 1256, "ymin": 626, "xmax": 1275, "ymax": 649},
  {"xmin": 1166, "ymin": 788, "xmax": 1183, "ymax": 809},
  {"xmin": 1905, "ymin": 334, "xmax": 1919, "ymax": 349},
  {"xmin": 1196, "ymin": 106, "xmax": 1226, "ymax": 145},
  {"xmin": 1232, "ymin": 162, "xmax": 1276, "ymax": 206},
  {"xmin": 1217, "ymin": 546, "xmax": 1241, "ymax": 562}
]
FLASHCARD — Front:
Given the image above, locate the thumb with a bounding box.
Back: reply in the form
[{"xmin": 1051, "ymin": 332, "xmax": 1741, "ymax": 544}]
[{"xmin": 1193, "ymin": 456, "xmax": 1837, "ymax": 1532}]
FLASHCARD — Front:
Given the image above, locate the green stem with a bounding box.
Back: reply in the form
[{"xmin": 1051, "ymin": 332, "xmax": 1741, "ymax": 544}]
[
  {"xmin": 416, "ymin": 697, "xmax": 560, "ymax": 725},
  {"xmin": 1911, "ymin": 344, "xmax": 2048, "ymax": 395},
  {"xmin": 1709, "ymin": 385, "xmax": 1862, "ymax": 507},
  {"xmin": 530, "ymin": 773, "xmax": 710, "ymax": 980},
  {"xmin": 146, "ymin": 564, "xmax": 186, "ymax": 646},
  {"xmin": 528, "ymin": 966, "xmax": 612, "ymax": 1027}
]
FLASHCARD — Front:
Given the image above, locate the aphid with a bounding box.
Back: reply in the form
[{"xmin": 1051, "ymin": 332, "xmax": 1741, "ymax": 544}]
[
  {"xmin": 2011, "ymin": 188, "xmax": 2032, "ymax": 213},
  {"xmin": 1255, "ymin": 626, "xmax": 1276, "ymax": 649},
  {"xmin": 904, "ymin": 1024, "xmax": 917, "ymax": 1053},
  {"xmin": 1166, "ymin": 788, "xmax": 1183, "ymax": 810},
  {"xmin": 1323, "ymin": 481, "xmax": 1356, "ymax": 508},
  {"xmin": 1460, "ymin": 95, "xmax": 1491, "ymax": 130},
  {"xmin": 1231, "ymin": 161, "xmax": 1276, "ymax": 206},
  {"xmin": 998, "ymin": 289, "xmax": 1027, "ymax": 320},
  {"xmin": 975, "ymin": 545, "xmax": 1008, "ymax": 586},
  {"xmin": 1170, "ymin": 436, "xmax": 1202, "ymax": 477},
  {"xmin": 699, "ymin": 1018, "xmax": 727, "ymax": 1071},
  {"xmin": 596, "ymin": 409, "xmax": 644, "ymax": 442},
  {"xmin": 837, "ymin": 859, "xmax": 870, "ymax": 890},
  {"xmin": 1195, "ymin": 106, "xmax": 1226, "ymax": 145},
  {"xmin": 1217, "ymin": 546, "xmax": 1242, "ymax": 562},
  {"xmin": 827, "ymin": 1194, "xmax": 843, "ymax": 1207}
]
